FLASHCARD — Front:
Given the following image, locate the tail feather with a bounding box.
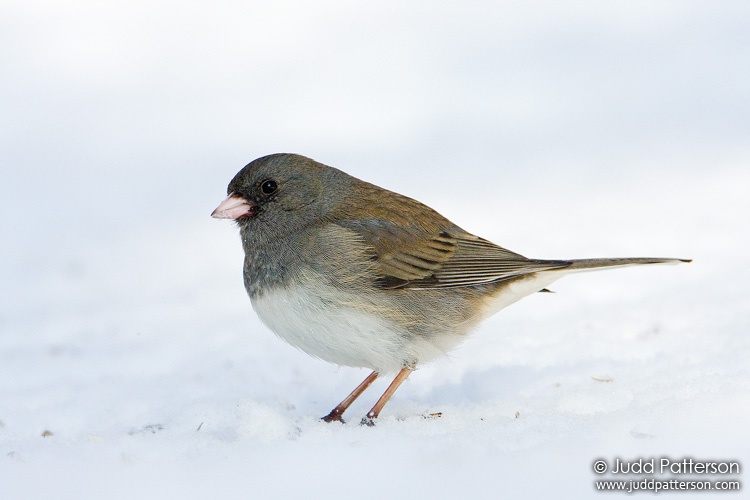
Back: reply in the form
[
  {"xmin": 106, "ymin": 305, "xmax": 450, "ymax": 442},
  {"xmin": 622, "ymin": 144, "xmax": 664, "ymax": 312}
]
[{"xmin": 564, "ymin": 257, "xmax": 691, "ymax": 272}]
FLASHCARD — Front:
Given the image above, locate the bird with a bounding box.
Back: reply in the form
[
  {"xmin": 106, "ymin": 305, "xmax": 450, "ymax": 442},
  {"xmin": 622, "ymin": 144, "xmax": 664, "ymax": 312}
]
[{"xmin": 212, "ymin": 153, "xmax": 689, "ymax": 425}]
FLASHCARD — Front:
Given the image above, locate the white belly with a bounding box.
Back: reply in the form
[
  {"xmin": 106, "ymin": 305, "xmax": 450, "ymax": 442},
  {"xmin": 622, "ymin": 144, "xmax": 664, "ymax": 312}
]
[
  {"xmin": 251, "ymin": 284, "xmax": 415, "ymax": 372},
  {"xmin": 251, "ymin": 270, "xmax": 570, "ymax": 373}
]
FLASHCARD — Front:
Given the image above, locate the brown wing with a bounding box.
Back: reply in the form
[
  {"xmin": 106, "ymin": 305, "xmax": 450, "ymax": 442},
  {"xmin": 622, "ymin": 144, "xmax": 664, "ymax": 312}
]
[
  {"xmin": 425, "ymin": 233, "xmax": 572, "ymax": 288},
  {"xmin": 336, "ymin": 218, "xmax": 571, "ymax": 289},
  {"xmin": 336, "ymin": 219, "xmax": 457, "ymax": 281},
  {"xmin": 333, "ymin": 179, "xmax": 571, "ymax": 289}
]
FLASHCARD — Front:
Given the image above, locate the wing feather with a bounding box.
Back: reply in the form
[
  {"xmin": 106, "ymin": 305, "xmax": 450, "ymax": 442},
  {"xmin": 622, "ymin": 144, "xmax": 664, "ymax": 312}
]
[{"xmin": 336, "ymin": 219, "xmax": 570, "ymax": 289}]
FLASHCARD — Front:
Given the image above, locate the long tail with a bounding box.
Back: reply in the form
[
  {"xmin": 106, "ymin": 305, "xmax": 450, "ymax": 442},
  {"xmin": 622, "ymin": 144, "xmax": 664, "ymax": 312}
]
[{"xmin": 564, "ymin": 257, "xmax": 691, "ymax": 272}]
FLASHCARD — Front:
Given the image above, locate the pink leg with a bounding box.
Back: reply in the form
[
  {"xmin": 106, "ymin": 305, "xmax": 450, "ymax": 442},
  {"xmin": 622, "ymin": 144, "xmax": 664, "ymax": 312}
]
[
  {"xmin": 322, "ymin": 371, "xmax": 379, "ymax": 423},
  {"xmin": 361, "ymin": 367, "xmax": 413, "ymax": 426}
]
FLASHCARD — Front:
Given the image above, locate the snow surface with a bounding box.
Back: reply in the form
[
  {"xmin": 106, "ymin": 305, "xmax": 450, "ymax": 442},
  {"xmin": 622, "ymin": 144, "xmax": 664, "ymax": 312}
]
[{"xmin": 2, "ymin": 1, "xmax": 749, "ymax": 499}]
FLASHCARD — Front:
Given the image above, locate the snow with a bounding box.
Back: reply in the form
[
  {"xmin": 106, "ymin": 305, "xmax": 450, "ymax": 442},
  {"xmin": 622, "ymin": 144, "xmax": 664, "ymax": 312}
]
[{"xmin": 1, "ymin": 1, "xmax": 749, "ymax": 498}]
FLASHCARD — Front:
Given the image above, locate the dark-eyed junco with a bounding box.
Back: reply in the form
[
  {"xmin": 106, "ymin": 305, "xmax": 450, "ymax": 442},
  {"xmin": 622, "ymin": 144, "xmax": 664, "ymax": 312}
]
[{"xmin": 212, "ymin": 153, "xmax": 689, "ymax": 425}]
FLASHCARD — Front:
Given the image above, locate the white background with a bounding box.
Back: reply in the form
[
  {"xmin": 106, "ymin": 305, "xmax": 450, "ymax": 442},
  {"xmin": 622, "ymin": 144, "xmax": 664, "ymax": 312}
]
[{"xmin": 1, "ymin": 1, "xmax": 748, "ymax": 498}]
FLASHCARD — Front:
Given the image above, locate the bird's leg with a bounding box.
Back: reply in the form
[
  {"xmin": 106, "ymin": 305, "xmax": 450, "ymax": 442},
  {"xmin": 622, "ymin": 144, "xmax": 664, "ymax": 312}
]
[
  {"xmin": 360, "ymin": 367, "xmax": 413, "ymax": 426},
  {"xmin": 321, "ymin": 370, "xmax": 379, "ymax": 423}
]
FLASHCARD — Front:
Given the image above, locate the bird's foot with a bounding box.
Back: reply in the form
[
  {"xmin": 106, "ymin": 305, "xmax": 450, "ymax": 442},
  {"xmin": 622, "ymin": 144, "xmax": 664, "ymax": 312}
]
[
  {"xmin": 321, "ymin": 410, "xmax": 345, "ymax": 423},
  {"xmin": 360, "ymin": 410, "xmax": 378, "ymax": 427},
  {"xmin": 359, "ymin": 416, "xmax": 376, "ymax": 427}
]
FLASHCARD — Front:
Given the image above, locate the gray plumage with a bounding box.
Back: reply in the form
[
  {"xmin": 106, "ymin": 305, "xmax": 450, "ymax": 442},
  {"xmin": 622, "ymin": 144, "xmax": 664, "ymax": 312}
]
[{"xmin": 213, "ymin": 153, "xmax": 689, "ymax": 422}]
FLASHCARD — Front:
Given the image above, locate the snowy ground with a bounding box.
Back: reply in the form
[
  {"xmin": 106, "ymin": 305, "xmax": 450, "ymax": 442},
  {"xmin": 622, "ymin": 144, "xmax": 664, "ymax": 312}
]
[{"xmin": 2, "ymin": 2, "xmax": 749, "ymax": 499}]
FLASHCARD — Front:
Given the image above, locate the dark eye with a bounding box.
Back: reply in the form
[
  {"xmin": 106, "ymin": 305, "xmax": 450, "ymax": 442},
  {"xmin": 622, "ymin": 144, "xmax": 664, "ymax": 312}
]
[{"xmin": 260, "ymin": 179, "xmax": 278, "ymax": 196}]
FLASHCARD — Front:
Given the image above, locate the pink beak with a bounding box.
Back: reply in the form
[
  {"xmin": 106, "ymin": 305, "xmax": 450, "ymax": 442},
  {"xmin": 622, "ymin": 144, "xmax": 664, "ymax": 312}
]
[{"xmin": 211, "ymin": 193, "xmax": 254, "ymax": 219}]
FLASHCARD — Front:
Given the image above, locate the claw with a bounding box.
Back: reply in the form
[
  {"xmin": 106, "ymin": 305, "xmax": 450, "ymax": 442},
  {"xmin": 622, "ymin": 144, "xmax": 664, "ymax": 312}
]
[
  {"xmin": 321, "ymin": 412, "xmax": 345, "ymax": 424},
  {"xmin": 360, "ymin": 416, "xmax": 376, "ymax": 427}
]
